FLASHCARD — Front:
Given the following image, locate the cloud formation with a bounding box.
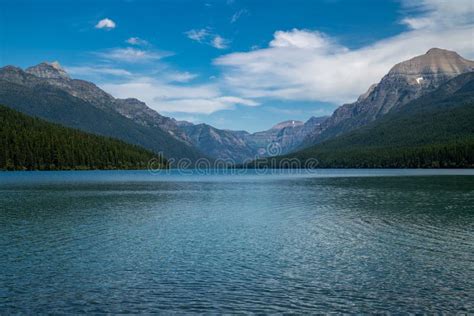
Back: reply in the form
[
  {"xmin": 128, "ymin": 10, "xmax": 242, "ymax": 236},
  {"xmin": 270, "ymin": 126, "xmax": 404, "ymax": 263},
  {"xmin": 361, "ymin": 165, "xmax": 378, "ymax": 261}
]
[
  {"xmin": 211, "ymin": 35, "xmax": 229, "ymax": 49},
  {"xmin": 66, "ymin": 66, "xmax": 132, "ymax": 77},
  {"xmin": 185, "ymin": 28, "xmax": 210, "ymax": 42},
  {"xmin": 126, "ymin": 37, "xmax": 149, "ymax": 46},
  {"xmin": 96, "ymin": 47, "xmax": 171, "ymax": 63},
  {"xmin": 186, "ymin": 28, "xmax": 229, "ymax": 49},
  {"xmin": 162, "ymin": 71, "xmax": 198, "ymax": 83},
  {"xmin": 88, "ymin": 0, "xmax": 473, "ymax": 118},
  {"xmin": 231, "ymin": 9, "xmax": 248, "ymax": 23},
  {"xmin": 102, "ymin": 78, "xmax": 258, "ymax": 114},
  {"xmin": 214, "ymin": 0, "xmax": 474, "ymax": 104},
  {"xmin": 95, "ymin": 18, "xmax": 116, "ymax": 30}
]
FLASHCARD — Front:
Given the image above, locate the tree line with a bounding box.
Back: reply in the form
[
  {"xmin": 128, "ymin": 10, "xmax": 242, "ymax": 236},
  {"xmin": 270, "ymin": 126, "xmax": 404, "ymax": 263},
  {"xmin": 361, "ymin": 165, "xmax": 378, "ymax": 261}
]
[{"xmin": 0, "ymin": 105, "xmax": 167, "ymax": 170}]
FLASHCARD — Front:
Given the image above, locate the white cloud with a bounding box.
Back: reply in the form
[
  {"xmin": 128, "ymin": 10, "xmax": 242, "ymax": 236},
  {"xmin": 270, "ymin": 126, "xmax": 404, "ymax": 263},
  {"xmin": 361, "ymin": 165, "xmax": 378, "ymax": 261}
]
[
  {"xmin": 185, "ymin": 28, "xmax": 210, "ymax": 42},
  {"xmin": 400, "ymin": 0, "xmax": 474, "ymax": 29},
  {"xmin": 270, "ymin": 29, "xmax": 345, "ymax": 51},
  {"xmin": 215, "ymin": 96, "xmax": 258, "ymax": 106},
  {"xmin": 66, "ymin": 66, "xmax": 132, "ymax": 77},
  {"xmin": 96, "ymin": 47, "xmax": 171, "ymax": 63},
  {"xmin": 211, "ymin": 35, "xmax": 229, "ymax": 49},
  {"xmin": 101, "ymin": 78, "xmax": 259, "ymax": 114},
  {"xmin": 186, "ymin": 28, "xmax": 230, "ymax": 49},
  {"xmin": 214, "ymin": 0, "xmax": 474, "ymax": 104},
  {"xmin": 231, "ymin": 9, "xmax": 247, "ymax": 23},
  {"xmin": 162, "ymin": 71, "xmax": 198, "ymax": 83},
  {"xmin": 126, "ymin": 37, "xmax": 149, "ymax": 46},
  {"xmin": 95, "ymin": 18, "xmax": 116, "ymax": 30}
]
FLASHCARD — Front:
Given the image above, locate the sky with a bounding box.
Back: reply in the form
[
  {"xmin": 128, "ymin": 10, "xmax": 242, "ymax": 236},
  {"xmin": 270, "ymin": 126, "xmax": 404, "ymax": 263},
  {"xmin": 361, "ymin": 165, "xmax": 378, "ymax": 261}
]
[{"xmin": 1, "ymin": 0, "xmax": 473, "ymax": 132}]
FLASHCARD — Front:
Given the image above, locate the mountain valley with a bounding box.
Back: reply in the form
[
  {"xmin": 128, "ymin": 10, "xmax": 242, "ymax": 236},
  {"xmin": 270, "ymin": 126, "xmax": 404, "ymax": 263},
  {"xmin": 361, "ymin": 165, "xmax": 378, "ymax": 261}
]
[{"xmin": 1, "ymin": 48, "xmax": 473, "ymax": 167}]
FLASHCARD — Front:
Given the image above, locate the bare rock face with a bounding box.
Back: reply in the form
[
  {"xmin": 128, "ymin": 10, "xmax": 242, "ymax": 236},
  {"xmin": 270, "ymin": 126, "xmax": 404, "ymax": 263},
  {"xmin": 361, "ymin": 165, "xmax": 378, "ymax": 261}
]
[
  {"xmin": 245, "ymin": 117, "xmax": 327, "ymax": 156},
  {"xmin": 179, "ymin": 124, "xmax": 255, "ymax": 162},
  {"xmin": 305, "ymin": 48, "xmax": 474, "ymax": 144},
  {"xmin": 0, "ymin": 66, "xmax": 42, "ymax": 86},
  {"xmin": 26, "ymin": 61, "xmax": 70, "ymax": 79},
  {"xmin": 271, "ymin": 120, "xmax": 304, "ymax": 130},
  {"xmin": 14, "ymin": 62, "xmax": 116, "ymax": 109},
  {"xmin": 389, "ymin": 48, "xmax": 474, "ymax": 76},
  {"xmin": 112, "ymin": 97, "xmax": 194, "ymax": 144}
]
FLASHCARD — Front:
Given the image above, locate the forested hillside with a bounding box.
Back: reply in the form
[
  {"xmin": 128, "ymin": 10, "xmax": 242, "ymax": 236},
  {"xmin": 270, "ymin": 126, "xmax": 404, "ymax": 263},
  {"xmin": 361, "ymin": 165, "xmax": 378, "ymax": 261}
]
[{"xmin": 0, "ymin": 105, "xmax": 166, "ymax": 170}]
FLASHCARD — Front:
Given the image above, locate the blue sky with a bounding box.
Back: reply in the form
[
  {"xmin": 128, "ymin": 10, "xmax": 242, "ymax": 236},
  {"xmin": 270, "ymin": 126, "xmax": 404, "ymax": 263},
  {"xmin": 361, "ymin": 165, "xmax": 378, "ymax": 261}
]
[{"xmin": 1, "ymin": 0, "xmax": 473, "ymax": 132}]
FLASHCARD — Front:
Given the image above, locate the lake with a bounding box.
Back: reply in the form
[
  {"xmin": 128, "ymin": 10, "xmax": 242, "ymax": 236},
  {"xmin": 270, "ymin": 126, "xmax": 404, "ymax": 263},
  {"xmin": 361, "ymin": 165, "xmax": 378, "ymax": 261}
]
[{"xmin": 1, "ymin": 169, "xmax": 473, "ymax": 313}]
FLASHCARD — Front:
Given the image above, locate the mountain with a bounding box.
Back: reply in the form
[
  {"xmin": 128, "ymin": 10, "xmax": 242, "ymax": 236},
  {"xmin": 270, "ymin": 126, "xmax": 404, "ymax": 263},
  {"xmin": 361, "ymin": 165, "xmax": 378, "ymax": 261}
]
[
  {"xmin": 0, "ymin": 104, "xmax": 165, "ymax": 170},
  {"xmin": 0, "ymin": 61, "xmax": 331, "ymax": 163},
  {"xmin": 106, "ymin": 96, "xmax": 253, "ymax": 161},
  {"xmin": 0, "ymin": 63, "xmax": 205, "ymax": 162},
  {"xmin": 108, "ymin": 86, "xmax": 328, "ymax": 161},
  {"xmin": 26, "ymin": 61, "xmax": 69, "ymax": 79},
  {"xmin": 107, "ymin": 86, "xmax": 329, "ymax": 161},
  {"xmin": 180, "ymin": 49, "xmax": 472, "ymax": 162},
  {"xmin": 177, "ymin": 124, "xmax": 254, "ymax": 162},
  {"xmin": 245, "ymin": 116, "xmax": 327, "ymax": 156},
  {"xmin": 260, "ymin": 71, "xmax": 474, "ymax": 168},
  {"xmin": 177, "ymin": 116, "xmax": 328, "ymax": 162},
  {"xmin": 303, "ymin": 48, "xmax": 474, "ymax": 146},
  {"xmin": 105, "ymin": 96, "xmax": 256, "ymax": 161}
]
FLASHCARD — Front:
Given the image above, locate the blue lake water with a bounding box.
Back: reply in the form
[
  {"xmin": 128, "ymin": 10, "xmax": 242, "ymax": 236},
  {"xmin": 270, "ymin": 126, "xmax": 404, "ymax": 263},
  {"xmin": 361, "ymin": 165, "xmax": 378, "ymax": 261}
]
[{"xmin": 1, "ymin": 169, "xmax": 473, "ymax": 313}]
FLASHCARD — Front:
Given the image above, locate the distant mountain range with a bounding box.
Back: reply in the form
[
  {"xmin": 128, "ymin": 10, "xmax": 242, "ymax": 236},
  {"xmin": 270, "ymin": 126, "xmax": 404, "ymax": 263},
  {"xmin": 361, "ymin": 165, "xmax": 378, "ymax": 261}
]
[
  {"xmin": 0, "ymin": 47, "xmax": 473, "ymax": 167},
  {"xmin": 0, "ymin": 62, "xmax": 326, "ymax": 162}
]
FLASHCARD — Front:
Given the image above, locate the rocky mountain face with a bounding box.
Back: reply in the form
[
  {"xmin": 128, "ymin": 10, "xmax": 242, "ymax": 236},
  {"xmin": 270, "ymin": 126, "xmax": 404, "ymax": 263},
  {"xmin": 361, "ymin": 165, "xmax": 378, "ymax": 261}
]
[
  {"xmin": 26, "ymin": 62, "xmax": 69, "ymax": 79},
  {"xmin": 303, "ymin": 48, "xmax": 474, "ymax": 145},
  {"xmin": 100, "ymin": 84, "xmax": 328, "ymax": 161},
  {"xmin": 173, "ymin": 116, "xmax": 329, "ymax": 162},
  {"xmin": 245, "ymin": 117, "xmax": 327, "ymax": 157},
  {"xmin": 0, "ymin": 62, "xmax": 188, "ymax": 137},
  {"xmin": 178, "ymin": 124, "xmax": 255, "ymax": 162},
  {"xmin": 24, "ymin": 62, "xmax": 116, "ymax": 110},
  {"xmin": 0, "ymin": 63, "xmax": 205, "ymax": 161}
]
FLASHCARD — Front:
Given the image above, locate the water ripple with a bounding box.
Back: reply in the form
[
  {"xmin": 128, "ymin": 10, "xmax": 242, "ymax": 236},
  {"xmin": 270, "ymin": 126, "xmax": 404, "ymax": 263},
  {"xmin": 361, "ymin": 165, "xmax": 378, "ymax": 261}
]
[{"xmin": 1, "ymin": 171, "xmax": 473, "ymax": 313}]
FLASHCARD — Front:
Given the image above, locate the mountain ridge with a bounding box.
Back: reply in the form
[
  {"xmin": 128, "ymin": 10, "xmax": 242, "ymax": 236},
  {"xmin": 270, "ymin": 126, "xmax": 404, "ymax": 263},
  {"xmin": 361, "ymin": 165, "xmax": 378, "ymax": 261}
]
[
  {"xmin": 301, "ymin": 48, "xmax": 474, "ymax": 147},
  {"xmin": 0, "ymin": 67, "xmax": 206, "ymax": 162}
]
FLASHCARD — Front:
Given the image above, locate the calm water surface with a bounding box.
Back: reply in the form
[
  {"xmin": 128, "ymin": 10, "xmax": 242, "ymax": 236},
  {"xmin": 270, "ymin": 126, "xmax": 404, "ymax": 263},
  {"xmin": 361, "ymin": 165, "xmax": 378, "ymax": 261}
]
[{"xmin": 1, "ymin": 169, "xmax": 473, "ymax": 313}]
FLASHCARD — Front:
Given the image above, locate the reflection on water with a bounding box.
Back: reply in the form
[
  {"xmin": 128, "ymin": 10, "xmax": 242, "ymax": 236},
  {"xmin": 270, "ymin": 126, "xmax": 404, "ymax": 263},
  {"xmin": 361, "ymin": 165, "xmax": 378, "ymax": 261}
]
[{"xmin": 1, "ymin": 170, "xmax": 473, "ymax": 313}]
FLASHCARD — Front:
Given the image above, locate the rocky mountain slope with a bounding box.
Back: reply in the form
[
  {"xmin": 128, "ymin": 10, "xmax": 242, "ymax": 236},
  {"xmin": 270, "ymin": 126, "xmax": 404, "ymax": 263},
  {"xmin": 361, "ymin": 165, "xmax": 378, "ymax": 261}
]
[
  {"xmin": 245, "ymin": 117, "xmax": 327, "ymax": 157},
  {"xmin": 176, "ymin": 116, "xmax": 327, "ymax": 162},
  {"xmin": 0, "ymin": 64, "xmax": 205, "ymax": 162},
  {"xmin": 303, "ymin": 48, "xmax": 474, "ymax": 146}
]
